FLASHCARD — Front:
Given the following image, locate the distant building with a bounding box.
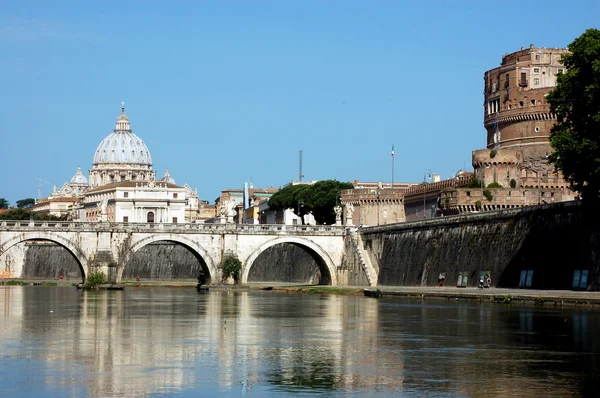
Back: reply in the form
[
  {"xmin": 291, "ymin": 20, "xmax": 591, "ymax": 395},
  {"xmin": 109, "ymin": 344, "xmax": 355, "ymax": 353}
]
[{"xmin": 340, "ymin": 180, "xmax": 417, "ymax": 226}]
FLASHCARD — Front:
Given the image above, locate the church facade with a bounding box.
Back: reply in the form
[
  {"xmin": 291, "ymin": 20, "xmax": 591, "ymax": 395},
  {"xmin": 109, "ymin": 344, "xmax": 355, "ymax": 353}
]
[{"xmin": 33, "ymin": 104, "xmax": 201, "ymax": 223}]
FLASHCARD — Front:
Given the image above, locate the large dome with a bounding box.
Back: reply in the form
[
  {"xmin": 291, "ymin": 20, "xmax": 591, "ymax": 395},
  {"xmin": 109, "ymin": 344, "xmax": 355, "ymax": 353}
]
[{"xmin": 92, "ymin": 104, "xmax": 152, "ymax": 166}]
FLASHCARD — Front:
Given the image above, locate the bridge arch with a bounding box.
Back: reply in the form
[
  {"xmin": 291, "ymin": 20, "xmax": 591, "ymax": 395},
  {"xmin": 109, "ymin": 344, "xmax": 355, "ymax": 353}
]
[
  {"xmin": 0, "ymin": 232, "xmax": 89, "ymax": 282},
  {"xmin": 242, "ymin": 237, "xmax": 338, "ymax": 286},
  {"xmin": 119, "ymin": 234, "xmax": 217, "ymax": 283}
]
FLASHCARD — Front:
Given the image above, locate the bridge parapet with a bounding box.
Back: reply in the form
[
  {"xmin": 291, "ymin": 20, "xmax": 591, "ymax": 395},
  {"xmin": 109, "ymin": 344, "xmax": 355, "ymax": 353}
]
[{"xmin": 0, "ymin": 221, "xmax": 346, "ymax": 236}]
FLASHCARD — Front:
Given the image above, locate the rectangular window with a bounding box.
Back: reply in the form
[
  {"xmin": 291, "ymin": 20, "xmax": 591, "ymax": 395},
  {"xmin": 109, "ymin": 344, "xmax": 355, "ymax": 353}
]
[
  {"xmin": 173, "ymin": 193, "xmax": 178, "ymax": 198},
  {"xmin": 535, "ymin": 54, "xmax": 541, "ymax": 60},
  {"xmin": 124, "ymin": 192, "xmax": 129, "ymax": 198},
  {"xmin": 172, "ymin": 217, "xmax": 177, "ymax": 224},
  {"xmin": 520, "ymin": 73, "xmax": 527, "ymax": 87},
  {"xmin": 533, "ymin": 68, "xmax": 540, "ymax": 74},
  {"xmin": 557, "ymin": 68, "xmax": 564, "ymax": 74},
  {"xmin": 534, "ymin": 78, "xmax": 540, "ymax": 85},
  {"xmin": 123, "ymin": 216, "xmax": 128, "ymax": 223}
]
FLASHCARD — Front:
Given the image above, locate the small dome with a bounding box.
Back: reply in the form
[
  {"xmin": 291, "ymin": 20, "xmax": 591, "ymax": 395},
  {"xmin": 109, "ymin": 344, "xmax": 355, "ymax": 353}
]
[
  {"xmin": 161, "ymin": 169, "xmax": 176, "ymax": 184},
  {"xmin": 92, "ymin": 103, "xmax": 152, "ymax": 167},
  {"xmin": 70, "ymin": 167, "xmax": 88, "ymax": 185}
]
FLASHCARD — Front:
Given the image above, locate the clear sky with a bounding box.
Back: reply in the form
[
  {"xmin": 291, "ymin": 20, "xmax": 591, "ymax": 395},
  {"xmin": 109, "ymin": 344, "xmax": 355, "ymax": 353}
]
[{"xmin": 0, "ymin": 1, "xmax": 597, "ymax": 205}]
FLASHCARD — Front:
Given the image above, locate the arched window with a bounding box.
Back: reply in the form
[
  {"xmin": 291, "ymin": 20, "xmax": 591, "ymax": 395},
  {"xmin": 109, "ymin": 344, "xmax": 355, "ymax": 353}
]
[{"xmin": 147, "ymin": 212, "xmax": 155, "ymax": 223}]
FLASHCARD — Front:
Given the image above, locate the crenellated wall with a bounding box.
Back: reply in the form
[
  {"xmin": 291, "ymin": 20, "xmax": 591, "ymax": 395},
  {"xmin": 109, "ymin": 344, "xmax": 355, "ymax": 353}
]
[{"xmin": 359, "ymin": 201, "xmax": 600, "ymax": 290}]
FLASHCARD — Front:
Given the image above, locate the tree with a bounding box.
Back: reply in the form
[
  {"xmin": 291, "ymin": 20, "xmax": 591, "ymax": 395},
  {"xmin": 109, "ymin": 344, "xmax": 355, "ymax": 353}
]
[
  {"xmin": 547, "ymin": 28, "xmax": 600, "ymax": 203},
  {"xmin": 0, "ymin": 208, "xmax": 67, "ymax": 221},
  {"xmin": 16, "ymin": 198, "xmax": 35, "ymax": 209},
  {"xmin": 268, "ymin": 180, "xmax": 353, "ymax": 225},
  {"xmin": 0, "ymin": 198, "xmax": 8, "ymax": 209}
]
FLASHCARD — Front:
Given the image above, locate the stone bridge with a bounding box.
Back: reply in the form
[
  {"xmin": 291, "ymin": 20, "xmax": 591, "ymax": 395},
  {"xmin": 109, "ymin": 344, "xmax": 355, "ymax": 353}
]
[{"xmin": 0, "ymin": 221, "xmax": 371, "ymax": 286}]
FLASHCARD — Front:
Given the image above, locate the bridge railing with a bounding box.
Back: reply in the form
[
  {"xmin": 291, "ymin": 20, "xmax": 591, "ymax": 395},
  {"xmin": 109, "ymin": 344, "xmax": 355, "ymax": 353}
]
[{"xmin": 0, "ymin": 221, "xmax": 347, "ymax": 235}]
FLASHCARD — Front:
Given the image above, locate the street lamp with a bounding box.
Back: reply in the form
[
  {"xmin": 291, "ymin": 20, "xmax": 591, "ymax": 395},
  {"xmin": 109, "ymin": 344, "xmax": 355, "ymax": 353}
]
[
  {"xmin": 377, "ymin": 183, "xmax": 381, "ymax": 225},
  {"xmin": 423, "ymin": 169, "xmax": 433, "ymax": 219},
  {"xmin": 297, "ymin": 201, "xmax": 304, "ymax": 225}
]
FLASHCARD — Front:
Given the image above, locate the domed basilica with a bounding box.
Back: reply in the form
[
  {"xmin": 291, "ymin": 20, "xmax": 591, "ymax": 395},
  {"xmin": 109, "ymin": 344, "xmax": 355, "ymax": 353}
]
[{"xmin": 34, "ymin": 103, "xmax": 201, "ymax": 223}]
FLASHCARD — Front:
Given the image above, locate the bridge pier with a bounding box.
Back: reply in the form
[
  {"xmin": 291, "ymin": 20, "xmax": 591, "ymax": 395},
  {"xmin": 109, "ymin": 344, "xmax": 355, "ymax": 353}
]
[{"xmin": 88, "ymin": 250, "xmax": 121, "ymax": 283}]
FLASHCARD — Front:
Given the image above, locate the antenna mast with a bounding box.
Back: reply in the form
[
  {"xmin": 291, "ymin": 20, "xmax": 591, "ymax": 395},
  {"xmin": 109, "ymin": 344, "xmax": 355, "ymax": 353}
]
[
  {"xmin": 36, "ymin": 177, "xmax": 49, "ymax": 199},
  {"xmin": 298, "ymin": 150, "xmax": 304, "ymax": 182}
]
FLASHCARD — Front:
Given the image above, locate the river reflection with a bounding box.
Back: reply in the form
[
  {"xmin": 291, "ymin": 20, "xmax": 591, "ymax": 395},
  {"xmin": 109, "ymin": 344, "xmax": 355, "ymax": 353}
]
[{"xmin": 0, "ymin": 287, "xmax": 599, "ymax": 397}]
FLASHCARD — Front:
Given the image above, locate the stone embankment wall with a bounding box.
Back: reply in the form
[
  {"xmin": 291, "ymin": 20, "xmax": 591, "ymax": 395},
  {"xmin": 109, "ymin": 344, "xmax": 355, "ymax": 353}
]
[
  {"xmin": 247, "ymin": 243, "xmax": 322, "ymax": 284},
  {"xmin": 22, "ymin": 242, "xmax": 82, "ymax": 280},
  {"xmin": 360, "ymin": 201, "xmax": 600, "ymax": 290},
  {"xmin": 121, "ymin": 243, "xmax": 203, "ymax": 280}
]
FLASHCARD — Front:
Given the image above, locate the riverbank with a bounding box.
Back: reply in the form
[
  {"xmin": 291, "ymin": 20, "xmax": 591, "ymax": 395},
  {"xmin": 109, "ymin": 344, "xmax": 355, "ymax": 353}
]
[{"xmin": 4, "ymin": 279, "xmax": 600, "ymax": 306}]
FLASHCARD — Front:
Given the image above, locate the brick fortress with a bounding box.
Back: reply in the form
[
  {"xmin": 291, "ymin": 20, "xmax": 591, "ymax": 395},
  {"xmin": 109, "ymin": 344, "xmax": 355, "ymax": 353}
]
[{"xmin": 441, "ymin": 45, "xmax": 576, "ymax": 215}]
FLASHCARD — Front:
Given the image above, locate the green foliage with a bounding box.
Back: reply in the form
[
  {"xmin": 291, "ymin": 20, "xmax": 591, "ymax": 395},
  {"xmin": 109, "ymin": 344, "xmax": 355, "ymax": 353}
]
[
  {"xmin": 3, "ymin": 280, "xmax": 28, "ymax": 286},
  {"xmin": 510, "ymin": 179, "xmax": 517, "ymax": 188},
  {"xmin": 547, "ymin": 29, "xmax": 600, "ymax": 203},
  {"xmin": 268, "ymin": 180, "xmax": 353, "ymax": 225},
  {"xmin": 84, "ymin": 271, "xmax": 106, "ymax": 289},
  {"xmin": 221, "ymin": 256, "xmax": 242, "ymax": 283},
  {"xmin": 490, "ymin": 149, "xmax": 497, "ymax": 158},
  {"xmin": 467, "ymin": 178, "xmax": 485, "ymax": 188},
  {"xmin": 490, "ymin": 294, "xmax": 512, "ymax": 304},
  {"xmin": 16, "ymin": 198, "xmax": 35, "ymax": 209},
  {"xmin": 487, "ymin": 182, "xmax": 503, "ymax": 188},
  {"xmin": 0, "ymin": 208, "xmax": 67, "ymax": 221},
  {"xmin": 475, "ymin": 200, "xmax": 482, "ymax": 210},
  {"xmin": 483, "ymin": 189, "xmax": 493, "ymax": 201},
  {"xmin": 0, "ymin": 198, "xmax": 9, "ymax": 209}
]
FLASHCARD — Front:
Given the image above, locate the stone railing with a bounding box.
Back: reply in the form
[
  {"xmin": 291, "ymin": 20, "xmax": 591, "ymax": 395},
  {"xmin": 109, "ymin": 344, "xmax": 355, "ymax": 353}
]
[{"xmin": 0, "ymin": 221, "xmax": 346, "ymax": 236}]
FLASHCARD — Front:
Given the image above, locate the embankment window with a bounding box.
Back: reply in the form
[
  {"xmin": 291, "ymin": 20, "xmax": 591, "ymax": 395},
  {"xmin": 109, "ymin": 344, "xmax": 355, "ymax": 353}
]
[
  {"xmin": 172, "ymin": 217, "xmax": 177, "ymax": 224},
  {"xmin": 124, "ymin": 192, "xmax": 129, "ymax": 198},
  {"xmin": 147, "ymin": 212, "xmax": 155, "ymax": 223},
  {"xmin": 123, "ymin": 216, "xmax": 128, "ymax": 223}
]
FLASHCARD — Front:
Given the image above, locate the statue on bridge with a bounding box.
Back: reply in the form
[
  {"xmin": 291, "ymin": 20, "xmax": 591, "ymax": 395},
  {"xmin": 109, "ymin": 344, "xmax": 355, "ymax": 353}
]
[
  {"xmin": 334, "ymin": 205, "xmax": 342, "ymax": 226},
  {"xmin": 97, "ymin": 199, "xmax": 108, "ymax": 222},
  {"xmin": 345, "ymin": 203, "xmax": 354, "ymax": 226}
]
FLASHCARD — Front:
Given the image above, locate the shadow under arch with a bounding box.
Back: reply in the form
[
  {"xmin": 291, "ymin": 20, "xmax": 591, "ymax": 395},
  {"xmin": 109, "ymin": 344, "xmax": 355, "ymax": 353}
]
[
  {"xmin": 0, "ymin": 233, "xmax": 88, "ymax": 282},
  {"xmin": 242, "ymin": 237, "xmax": 338, "ymax": 286},
  {"xmin": 119, "ymin": 234, "xmax": 216, "ymax": 283}
]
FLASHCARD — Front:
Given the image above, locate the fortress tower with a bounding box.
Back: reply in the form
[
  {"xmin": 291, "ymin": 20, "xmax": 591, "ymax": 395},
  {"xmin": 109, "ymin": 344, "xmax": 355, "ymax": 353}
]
[{"xmin": 474, "ymin": 45, "xmax": 574, "ymax": 198}]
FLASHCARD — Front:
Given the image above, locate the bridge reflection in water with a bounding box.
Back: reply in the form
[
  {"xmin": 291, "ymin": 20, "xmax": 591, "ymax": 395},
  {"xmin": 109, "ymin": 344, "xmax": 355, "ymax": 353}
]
[{"xmin": 1, "ymin": 287, "xmax": 599, "ymax": 396}]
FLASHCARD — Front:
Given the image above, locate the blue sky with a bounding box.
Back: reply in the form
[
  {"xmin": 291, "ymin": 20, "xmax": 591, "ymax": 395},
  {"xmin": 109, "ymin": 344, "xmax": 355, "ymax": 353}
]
[{"xmin": 0, "ymin": 1, "xmax": 597, "ymax": 205}]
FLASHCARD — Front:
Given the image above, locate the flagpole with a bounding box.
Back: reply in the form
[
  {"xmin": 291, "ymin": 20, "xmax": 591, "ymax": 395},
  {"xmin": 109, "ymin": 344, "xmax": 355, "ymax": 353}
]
[{"xmin": 391, "ymin": 144, "xmax": 395, "ymax": 189}]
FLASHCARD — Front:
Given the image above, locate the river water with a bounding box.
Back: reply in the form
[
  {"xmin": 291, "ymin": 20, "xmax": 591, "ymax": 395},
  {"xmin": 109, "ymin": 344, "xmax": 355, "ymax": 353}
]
[{"xmin": 0, "ymin": 286, "xmax": 598, "ymax": 397}]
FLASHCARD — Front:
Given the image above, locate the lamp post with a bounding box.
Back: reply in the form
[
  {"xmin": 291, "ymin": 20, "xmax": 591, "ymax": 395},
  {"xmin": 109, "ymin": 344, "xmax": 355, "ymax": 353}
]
[
  {"xmin": 377, "ymin": 184, "xmax": 380, "ymax": 225},
  {"xmin": 297, "ymin": 201, "xmax": 304, "ymax": 225},
  {"xmin": 423, "ymin": 169, "xmax": 432, "ymax": 219}
]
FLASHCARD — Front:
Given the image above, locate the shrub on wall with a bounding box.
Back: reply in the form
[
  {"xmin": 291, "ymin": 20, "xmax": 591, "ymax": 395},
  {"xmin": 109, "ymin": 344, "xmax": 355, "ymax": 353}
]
[
  {"xmin": 490, "ymin": 150, "xmax": 497, "ymax": 158},
  {"xmin": 221, "ymin": 256, "xmax": 242, "ymax": 283},
  {"xmin": 510, "ymin": 179, "xmax": 517, "ymax": 188},
  {"xmin": 483, "ymin": 189, "xmax": 493, "ymax": 201},
  {"xmin": 468, "ymin": 178, "xmax": 485, "ymax": 188},
  {"xmin": 475, "ymin": 200, "xmax": 482, "ymax": 210},
  {"xmin": 487, "ymin": 182, "xmax": 503, "ymax": 188}
]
